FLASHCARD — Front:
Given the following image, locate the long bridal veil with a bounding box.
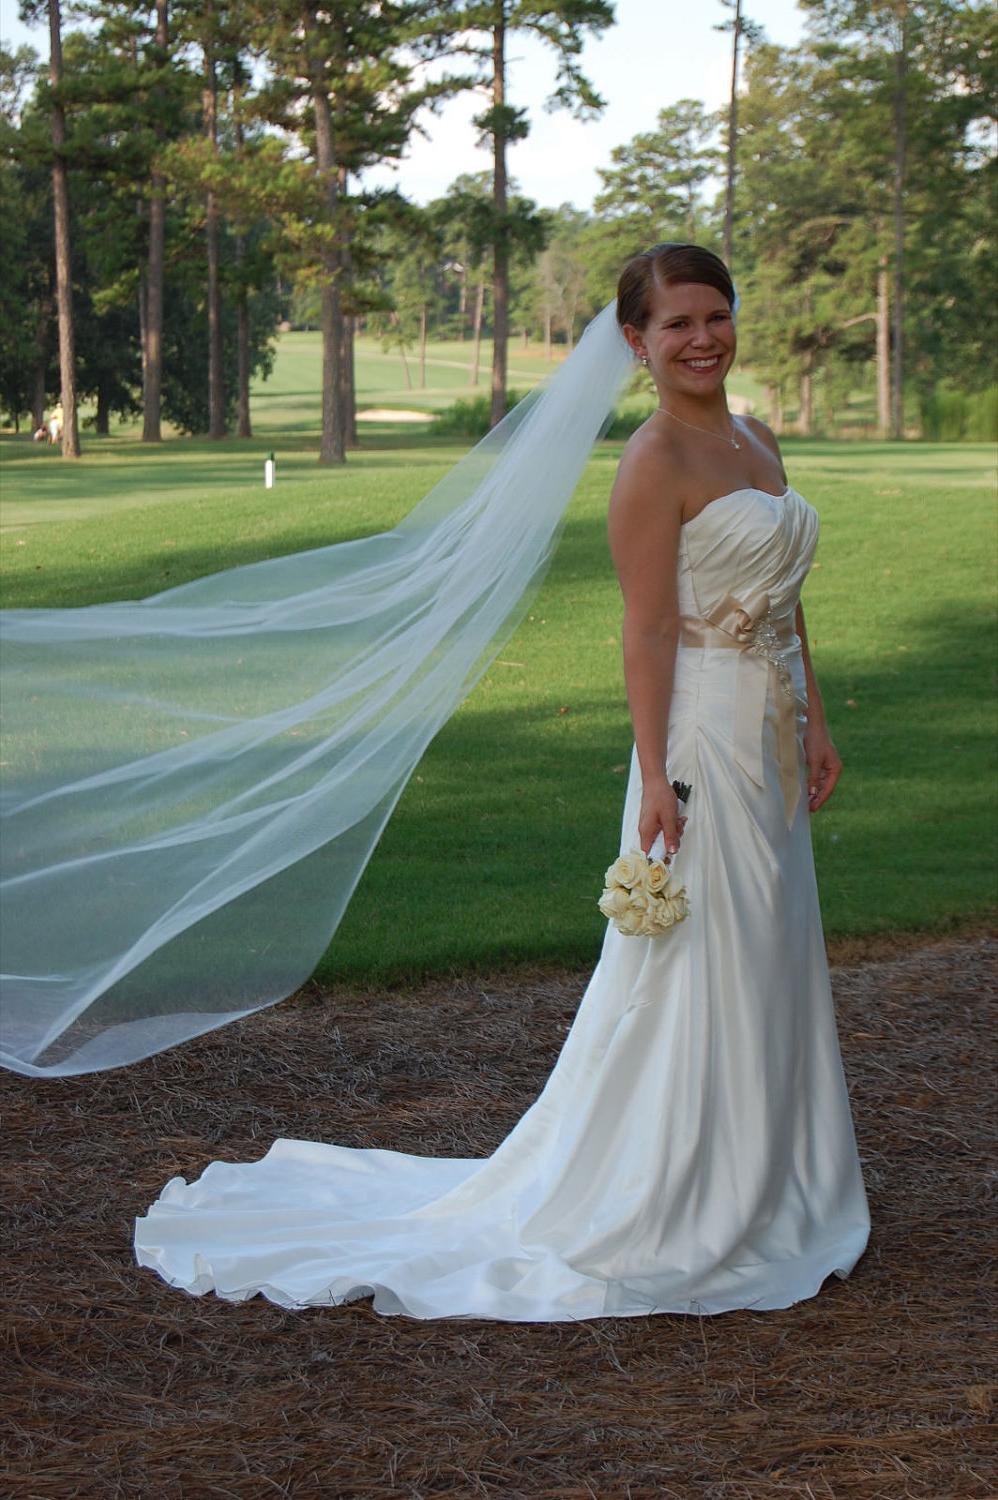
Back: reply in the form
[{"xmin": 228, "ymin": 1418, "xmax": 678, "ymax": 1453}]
[{"xmin": 0, "ymin": 302, "xmax": 634, "ymax": 1078}]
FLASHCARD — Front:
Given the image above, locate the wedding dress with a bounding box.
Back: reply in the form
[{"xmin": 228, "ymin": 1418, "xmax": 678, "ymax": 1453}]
[{"xmin": 134, "ymin": 481, "xmax": 871, "ymax": 1321}]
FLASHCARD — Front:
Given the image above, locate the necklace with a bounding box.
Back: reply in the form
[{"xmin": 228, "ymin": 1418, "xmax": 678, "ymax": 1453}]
[{"xmin": 656, "ymin": 406, "xmax": 741, "ymax": 450}]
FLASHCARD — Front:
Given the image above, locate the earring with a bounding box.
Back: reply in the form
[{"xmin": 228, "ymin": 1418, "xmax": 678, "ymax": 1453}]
[{"xmin": 640, "ymin": 355, "xmax": 648, "ymax": 367}]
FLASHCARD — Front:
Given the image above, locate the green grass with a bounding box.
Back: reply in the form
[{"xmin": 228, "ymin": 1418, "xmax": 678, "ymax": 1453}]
[{"xmin": 2, "ymin": 335, "xmax": 995, "ymax": 983}]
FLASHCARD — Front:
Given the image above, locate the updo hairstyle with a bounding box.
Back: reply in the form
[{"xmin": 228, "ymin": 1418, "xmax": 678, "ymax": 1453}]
[{"xmin": 616, "ymin": 243, "xmax": 735, "ymax": 332}]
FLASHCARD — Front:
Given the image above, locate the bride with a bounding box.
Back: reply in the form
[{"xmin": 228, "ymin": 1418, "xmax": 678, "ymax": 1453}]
[{"xmin": 132, "ymin": 243, "xmax": 871, "ymax": 1321}]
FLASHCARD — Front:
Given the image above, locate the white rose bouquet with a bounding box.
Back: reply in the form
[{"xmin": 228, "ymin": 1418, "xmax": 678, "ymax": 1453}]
[{"xmin": 598, "ymin": 780, "xmax": 691, "ymax": 938}]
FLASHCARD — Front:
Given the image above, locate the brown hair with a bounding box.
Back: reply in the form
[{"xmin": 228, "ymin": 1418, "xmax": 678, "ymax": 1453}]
[{"xmin": 616, "ymin": 242, "xmax": 735, "ymax": 331}]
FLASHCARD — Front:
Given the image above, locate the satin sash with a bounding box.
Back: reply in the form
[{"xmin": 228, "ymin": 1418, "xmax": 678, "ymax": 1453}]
[{"xmin": 680, "ymin": 591, "xmax": 804, "ymax": 828}]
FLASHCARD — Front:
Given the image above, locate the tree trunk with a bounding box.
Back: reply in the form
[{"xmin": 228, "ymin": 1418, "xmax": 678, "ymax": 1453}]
[
  {"xmin": 471, "ymin": 277, "xmax": 484, "ymax": 386},
  {"xmin": 204, "ymin": 19, "xmax": 225, "ymax": 440},
  {"xmin": 233, "ymin": 104, "xmax": 251, "ymax": 438},
  {"xmin": 142, "ymin": 0, "xmax": 168, "ymax": 444},
  {"xmin": 419, "ymin": 305, "xmax": 427, "ymax": 388},
  {"xmin": 544, "ymin": 306, "xmax": 552, "ymax": 361},
  {"xmin": 877, "ymin": 250, "xmax": 890, "ymax": 439},
  {"xmin": 765, "ymin": 381, "xmax": 781, "ymax": 433},
  {"xmin": 489, "ymin": 9, "xmax": 508, "ymax": 430},
  {"xmin": 339, "ymin": 314, "xmax": 358, "ymax": 447},
  {"xmin": 32, "ymin": 365, "xmax": 46, "ymax": 431},
  {"xmin": 722, "ymin": 0, "xmax": 742, "ymax": 270},
  {"xmin": 96, "ymin": 383, "xmax": 110, "ymax": 435},
  {"xmin": 32, "ymin": 301, "xmax": 50, "ymax": 431},
  {"xmin": 398, "ymin": 331, "xmax": 412, "ymax": 389},
  {"xmin": 337, "ymin": 168, "xmax": 358, "ymax": 447},
  {"xmin": 236, "ymin": 270, "xmax": 252, "ymax": 438},
  {"xmin": 48, "ymin": 0, "xmax": 80, "ymax": 458},
  {"xmin": 799, "ymin": 355, "xmax": 813, "ymax": 436},
  {"xmin": 891, "ymin": 6, "xmax": 907, "ymax": 439},
  {"xmin": 138, "ymin": 260, "xmax": 148, "ymax": 398},
  {"xmin": 309, "ymin": 28, "xmax": 345, "ymax": 465}
]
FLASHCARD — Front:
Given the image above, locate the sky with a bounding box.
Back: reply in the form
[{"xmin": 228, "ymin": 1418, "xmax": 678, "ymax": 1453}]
[{"xmin": 1, "ymin": 0, "xmax": 810, "ymax": 211}]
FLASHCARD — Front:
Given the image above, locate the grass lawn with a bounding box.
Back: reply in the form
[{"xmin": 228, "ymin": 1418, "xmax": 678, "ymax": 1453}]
[{"xmin": 1, "ymin": 333, "xmax": 995, "ymax": 983}]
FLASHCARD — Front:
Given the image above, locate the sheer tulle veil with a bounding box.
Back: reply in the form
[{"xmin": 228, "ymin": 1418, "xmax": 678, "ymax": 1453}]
[
  {"xmin": 0, "ymin": 302, "xmax": 626, "ymax": 1075},
  {"xmin": 1, "ymin": 290, "xmax": 738, "ymax": 1078}
]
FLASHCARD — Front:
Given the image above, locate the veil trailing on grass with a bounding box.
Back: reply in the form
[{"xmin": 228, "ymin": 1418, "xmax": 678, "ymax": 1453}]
[{"xmin": 0, "ymin": 301, "xmax": 635, "ymax": 1076}]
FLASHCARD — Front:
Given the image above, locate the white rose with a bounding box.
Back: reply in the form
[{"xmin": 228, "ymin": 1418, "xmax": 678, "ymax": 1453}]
[
  {"xmin": 615, "ymin": 901, "xmax": 646, "ymax": 936},
  {"xmin": 605, "ymin": 850, "xmax": 648, "ymax": 891},
  {"xmin": 598, "ymin": 885, "xmax": 631, "ymax": 921}
]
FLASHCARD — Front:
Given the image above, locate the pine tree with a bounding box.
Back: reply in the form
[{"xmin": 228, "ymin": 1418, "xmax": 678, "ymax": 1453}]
[
  {"xmin": 430, "ymin": 0, "xmax": 614, "ymax": 427},
  {"xmin": 253, "ymin": 0, "xmax": 446, "ymax": 463}
]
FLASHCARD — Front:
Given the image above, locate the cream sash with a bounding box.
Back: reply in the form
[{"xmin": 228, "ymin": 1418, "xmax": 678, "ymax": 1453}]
[{"xmin": 680, "ymin": 591, "xmax": 804, "ymax": 828}]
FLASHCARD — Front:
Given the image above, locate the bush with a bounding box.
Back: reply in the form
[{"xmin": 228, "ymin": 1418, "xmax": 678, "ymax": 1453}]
[
  {"xmin": 601, "ymin": 406, "xmax": 656, "ymax": 440},
  {"xmin": 919, "ymin": 384, "xmax": 998, "ymax": 442},
  {"xmin": 435, "ymin": 390, "xmax": 526, "ymax": 437}
]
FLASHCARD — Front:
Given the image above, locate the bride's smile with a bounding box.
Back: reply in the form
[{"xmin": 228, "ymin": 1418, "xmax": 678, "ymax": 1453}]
[{"xmin": 623, "ymin": 279, "xmax": 737, "ymax": 404}]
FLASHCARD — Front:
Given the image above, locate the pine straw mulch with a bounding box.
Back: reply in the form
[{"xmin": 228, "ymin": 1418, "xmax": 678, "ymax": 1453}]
[{"xmin": 2, "ymin": 930, "xmax": 996, "ymax": 1500}]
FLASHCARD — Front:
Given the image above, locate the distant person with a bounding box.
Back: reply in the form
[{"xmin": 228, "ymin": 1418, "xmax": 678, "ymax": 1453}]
[{"xmin": 47, "ymin": 403, "xmax": 64, "ymax": 445}]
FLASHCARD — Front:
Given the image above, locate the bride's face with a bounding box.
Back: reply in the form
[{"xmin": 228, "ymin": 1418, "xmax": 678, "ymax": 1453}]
[{"xmin": 624, "ymin": 279, "xmax": 736, "ymax": 397}]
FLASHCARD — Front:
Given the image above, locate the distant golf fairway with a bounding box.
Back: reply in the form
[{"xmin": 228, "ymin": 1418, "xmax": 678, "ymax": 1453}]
[{"xmin": 1, "ymin": 336, "xmax": 994, "ymax": 982}]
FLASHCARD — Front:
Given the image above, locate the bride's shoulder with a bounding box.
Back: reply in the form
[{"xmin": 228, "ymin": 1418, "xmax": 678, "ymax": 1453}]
[
  {"xmin": 614, "ymin": 420, "xmax": 676, "ymax": 482},
  {"xmin": 608, "ymin": 422, "xmax": 683, "ymax": 529},
  {"xmin": 737, "ymin": 414, "xmax": 789, "ymax": 482},
  {"xmin": 738, "ymin": 413, "xmax": 783, "ymax": 456}
]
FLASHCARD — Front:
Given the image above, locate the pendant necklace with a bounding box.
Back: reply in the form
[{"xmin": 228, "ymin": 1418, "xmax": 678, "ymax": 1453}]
[{"xmin": 656, "ymin": 405, "xmax": 741, "ymax": 450}]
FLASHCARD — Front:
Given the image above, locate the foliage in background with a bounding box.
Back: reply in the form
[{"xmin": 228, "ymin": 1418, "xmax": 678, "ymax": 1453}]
[
  {"xmin": 434, "ymin": 387, "xmax": 526, "ymax": 435},
  {"xmin": 1, "ymin": 1, "xmax": 994, "ymax": 444}
]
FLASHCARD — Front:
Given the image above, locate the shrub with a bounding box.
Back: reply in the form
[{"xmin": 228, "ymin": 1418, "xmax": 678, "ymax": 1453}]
[
  {"xmin": 601, "ymin": 406, "xmax": 656, "ymax": 440},
  {"xmin": 919, "ymin": 384, "xmax": 998, "ymax": 442},
  {"xmin": 435, "ymin": 390, "xmax": 526, "ymax": 437}
]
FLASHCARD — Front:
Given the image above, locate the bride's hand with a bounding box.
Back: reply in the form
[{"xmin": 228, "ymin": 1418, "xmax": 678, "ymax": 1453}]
[
  {"xmin": 804, "ymin": 723, "xmax": 842, "ymax": 812},
  {"xmin": 639, "ymin": 778, "xmax": 687, "ymax": 858}
]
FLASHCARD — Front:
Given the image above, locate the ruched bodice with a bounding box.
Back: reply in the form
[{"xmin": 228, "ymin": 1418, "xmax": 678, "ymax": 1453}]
[
  {"xmin": 676, "ymin": 485, "xmax": 818, "ymax": 625},
  {"xmin": 672, "ymin": 486, "xmax": 819, "ymax": 828}
]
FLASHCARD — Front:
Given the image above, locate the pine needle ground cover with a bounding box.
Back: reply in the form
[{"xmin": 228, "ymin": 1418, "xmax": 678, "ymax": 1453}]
[
  {"xmin": 2, "ymin": 421, "xmax": 994, "ymax": 980},
  {"xmin": 1, "ymin": 935, "xmax": 994, "ymax": 1497}
]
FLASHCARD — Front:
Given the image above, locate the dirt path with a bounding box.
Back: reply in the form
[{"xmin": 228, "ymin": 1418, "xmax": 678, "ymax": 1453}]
[{"xmin": 2, "ymin": 934, "xmax": 994, "ymax": 1498}]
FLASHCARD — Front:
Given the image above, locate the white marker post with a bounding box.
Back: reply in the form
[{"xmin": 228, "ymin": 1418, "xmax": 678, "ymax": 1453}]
[{"xmin": 264, "ymin": 452, "xmax": 275, "ymax": 489}]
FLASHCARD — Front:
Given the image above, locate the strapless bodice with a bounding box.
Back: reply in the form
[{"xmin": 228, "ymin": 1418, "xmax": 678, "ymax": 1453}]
[
  {"xmin": 673, "ymin": 485, "xmax": 820, "ymax": 828},
  {"xmin": 677, "ymin": 485, "xmax": 819, "ymax": 627}
]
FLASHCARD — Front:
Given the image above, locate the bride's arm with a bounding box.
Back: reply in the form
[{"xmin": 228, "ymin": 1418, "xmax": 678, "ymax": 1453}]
[
  {"xmin": 607, "ymin": 440, "xmax": 687, "ymax": 857},
  {"xmin": 795, "ymin": 601, "xmax": 843, "ymax": 812}
]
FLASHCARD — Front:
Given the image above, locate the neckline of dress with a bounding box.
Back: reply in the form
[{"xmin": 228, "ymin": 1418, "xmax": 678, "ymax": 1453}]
[{"xmin": 681, "ymin": 484, "xmax": 794, "ymax": 530}]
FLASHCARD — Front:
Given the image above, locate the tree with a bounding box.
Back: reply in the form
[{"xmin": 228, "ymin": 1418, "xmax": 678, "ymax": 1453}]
[
  {"xmin": 142, "ymin": 0, "xmax": 169, "ymax": 441},
  {"xmin": 430, "ymin": 169, "xmax": 544, "ymax": 381},
  {"xmin": 797, "ymin": 0, "xmax": 992, "ymax": 436},
  {"xmin": 20, "ymin": 0, "xmax": 82, "ymax": 454},
  {"xmin": 254, "ymin": 0, "xmax": 449, "ymax": 463},
  {"xmin": 0, "ymin": 45, "xmax": 50, "ymax": 431},
  {"xmin": 365, "ymin": 202, "xmax": 445, "ymax": 387},
  {"xmin": 519, "ymin": 203, "xmax": 589, "ymax": 353},
  {"xmin": 713, "ymin": 0, "xmax": 764, "ymax": 270},
  {"xmin": 433, "ymin": 0, "xmax": 614, "ymax": 426},
  {"xmin": 594, "ymin": 99, "xmax": 720, "ymax": 244}
]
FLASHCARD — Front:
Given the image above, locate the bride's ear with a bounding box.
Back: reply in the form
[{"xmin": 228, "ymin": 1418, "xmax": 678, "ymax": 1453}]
[{"xmin": 621, "ymin": 325, "xmax": 646, "ymax": 362}]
